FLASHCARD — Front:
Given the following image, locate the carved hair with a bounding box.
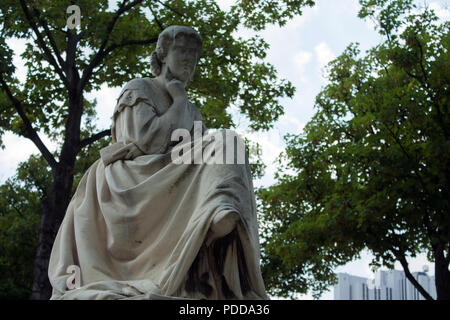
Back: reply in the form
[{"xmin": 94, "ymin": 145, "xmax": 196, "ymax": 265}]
[{"xmin": 150, "ymin": 25, "xmax": 203, "ymax": 76}]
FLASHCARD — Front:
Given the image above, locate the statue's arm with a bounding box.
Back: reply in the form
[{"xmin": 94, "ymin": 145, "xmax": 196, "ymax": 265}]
[
  {"xmin": 112, "ymin": 78, "xmax": 208, "ymax": 156},
  {"xmin": 115, "ymin": 99, "xmax": 195, "ymax": 155},
  {"xmin": 114, "ymin": 82, "xmax": 199, "ymax": 155}
]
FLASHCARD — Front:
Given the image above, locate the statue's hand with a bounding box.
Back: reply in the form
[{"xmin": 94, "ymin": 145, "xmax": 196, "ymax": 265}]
[
  {"xmin": 165, "ymin": 68, "xmax": 187, "ymax": 103},
  {"xmin": 166, "ymin": 79, "xmax": 187, "ymax": 102}
]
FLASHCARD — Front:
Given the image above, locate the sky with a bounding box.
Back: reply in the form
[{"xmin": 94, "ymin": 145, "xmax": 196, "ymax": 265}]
[{"xmin": 1, "ymin": 0, "xmax": 448, "ymax": 299}]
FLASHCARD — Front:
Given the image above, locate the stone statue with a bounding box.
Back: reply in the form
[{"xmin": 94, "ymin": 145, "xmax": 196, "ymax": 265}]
[{"xmin": 48, "ymin": 25, "xmax": 268, "ymax": 300}]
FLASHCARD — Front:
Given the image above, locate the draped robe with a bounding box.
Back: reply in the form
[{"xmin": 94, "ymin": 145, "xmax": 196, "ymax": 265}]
[{"xmin": 48, "ymin": 77, "xmax": 268, "ymax": 300}]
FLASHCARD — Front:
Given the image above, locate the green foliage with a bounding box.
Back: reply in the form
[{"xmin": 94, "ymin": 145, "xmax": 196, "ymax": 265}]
[
  {"xmin": 232, "ymin": 0, "xmax": 315, "ymax": 31},
  {"xmin": 0, "ymin": 156, "xmax": 46, "ymax": 299},
  {"xmin": 259, "ymin": 0, "xmax": 449, "ymax": 298}
]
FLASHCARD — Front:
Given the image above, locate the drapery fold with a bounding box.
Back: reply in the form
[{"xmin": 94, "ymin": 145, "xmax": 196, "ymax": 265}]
[{"xmin": 48, "ymin": 78, "xmax": 268, "ymax": 300}]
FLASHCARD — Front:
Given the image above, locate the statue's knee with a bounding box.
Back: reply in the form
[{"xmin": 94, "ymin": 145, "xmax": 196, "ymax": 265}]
[{"xmin": 206, "ymin": 211, "xmax": 240, "ymax": 245}]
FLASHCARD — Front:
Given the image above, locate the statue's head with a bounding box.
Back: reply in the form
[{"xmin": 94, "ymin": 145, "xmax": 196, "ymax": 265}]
[{"xmin": 150, "ymin": 25, "xmax": 203, "ymax": 86}]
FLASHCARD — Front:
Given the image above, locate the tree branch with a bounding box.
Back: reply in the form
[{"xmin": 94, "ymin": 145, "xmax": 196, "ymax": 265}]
[
  {"xmin": 397, "ymin": 253, "xmax": 434, "ymax": 300},
  {"xmin": 11, "ymin": 203, "xmax": 24, "ymax": 218},
  {"xmin": 0, "ymin": 75, "xmax": 58, "ymax": 169},
  {"xmin": 414, "ymin": 34, "xmax": 428, "ymax": 83},
  {"xmin": 78, "ymin": 0, "xmax": 145, "ymax": 93},
  {"xmin": 412, "ymin": 34, "xmax": 448, "ymax": 140},
  {"xmin": 82, "ymin": 37, "xmax": 158, "ymax": 91},
  {"xmin": 149, "ymin": 6, "xmax": 164, "ymax": 31},
  {"xmin": 98, "ymin": 0, "xmax": 145, "ymax": 58},
  {"xmin": 18, "ymin": 0, "xmax": 68, "ymax": 87},
  {"xmin": 380, "ymin": 120, "xmax": 438, "ymax": 238},
  {"xmin": 155, "ymin": 0, "xmax": 185, "ymax": 18},
  {"xmin": 31, "ymin": 6, "xmax": 66, "ymax": 69},
  {"xmin": 79, "ymin": 129, "xmax": 111, "ymax": 150},
  {"xmin": 104, "ymin": 38, "xmax": 158, "ymax": 55}
]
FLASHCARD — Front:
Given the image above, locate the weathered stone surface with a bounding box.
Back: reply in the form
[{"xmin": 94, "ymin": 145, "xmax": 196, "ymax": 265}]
[{"xmin": 48, "ymin": 26, "xmax": 268, "ymax": 300}]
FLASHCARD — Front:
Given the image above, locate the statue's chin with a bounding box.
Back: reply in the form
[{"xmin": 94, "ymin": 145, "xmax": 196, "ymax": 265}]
[{"xmin": 174, "ymin": 69, "xmax": 192, "ymax": 83}]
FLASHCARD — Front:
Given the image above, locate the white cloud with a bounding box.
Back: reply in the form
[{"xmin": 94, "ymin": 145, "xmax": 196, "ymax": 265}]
[
  {"xmin": 314, "ymin": 42, "xmax": 335, "ymax": 70},
  {"xmin": 241, "ymin": 129, "xmax": 285, "ymax": 188},
  {"xmin": 294, "ymin": 50, "xmax": 312, "ymax": 68},
  {"xmin": 85, "ymin": 84, "xmax": 121, "ymax": 130},
  {"xmin": 314, "ymin": 42, "xmax": 336, "ymax": 80},
  {"xmin": 6, "ymin": 38, "xmax": 27, "ymax": 83},
  {"xmin": 0, "ymin": 132, "xmax": 56, "ymax": 183},
  {"xmin": 280, "ymin": 114, "xmax": 305, "ymax": 134},
  {"xmin": 284, "ymin": 2, "xmax": 320, "ymax": 30},
  {"xmin": 293, "ymin": 50, "xmax": 312, "ymax": 82},
  {"xmin": 216, "ymin": 0, "xmax": 235, "ymax": 11},
  {"xmin": 429, "ymin": 1, "xmax": 450, "ymax": 20}
]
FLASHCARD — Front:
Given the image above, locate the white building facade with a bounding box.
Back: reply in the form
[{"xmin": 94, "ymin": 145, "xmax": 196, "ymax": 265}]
[{"xmin": 334, "ymin": 269, "xmax": 436, "ymax": 300}]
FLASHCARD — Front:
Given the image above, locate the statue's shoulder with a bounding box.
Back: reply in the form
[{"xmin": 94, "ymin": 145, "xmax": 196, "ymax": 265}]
[
  {"xmin": 118, "ymin": 77, "xmax": 152, "ymax": 98},
  {"xmin": 114, "ymin": 78, "xmax": 157, "ymax": 114}
]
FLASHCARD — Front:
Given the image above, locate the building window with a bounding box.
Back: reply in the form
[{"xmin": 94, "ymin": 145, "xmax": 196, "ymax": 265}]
[
  {"xmin": 401, "ymin": 281, "xmax": 403, "ymax": 299},
  {"xmin": 362, "ymin": 284, "xmax": 365, "ymax": 300},
  {"xmin": 349, "ymin": 285, "xmax": 352, "ymax": 300},
  {"xmin": 404, "ymin": 280, "xmax": 407, "ymax": 300}
]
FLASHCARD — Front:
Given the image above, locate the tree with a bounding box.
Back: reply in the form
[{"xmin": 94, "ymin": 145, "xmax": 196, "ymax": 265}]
[
  {"xmin": 0, "ymin": 156, "xmax": 44, "ymax": 299},
  {"xmin": 0, "ymin": 0, "xmax": 315, "ymax": 299},
  {"xmin": 258, "ymin": 0, "xmax": 449, "ymax": 300}
]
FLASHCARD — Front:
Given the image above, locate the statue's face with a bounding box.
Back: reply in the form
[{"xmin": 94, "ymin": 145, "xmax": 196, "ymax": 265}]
[{"xmin": 164, "ymin": 35, "xmax": 199, "ymax": 85}]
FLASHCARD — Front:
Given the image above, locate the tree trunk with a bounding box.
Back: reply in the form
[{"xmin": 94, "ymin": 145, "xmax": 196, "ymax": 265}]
[
  {"xmin": 435, "ymin": 247, "xmax": 450, "ymax": 300},
  {"xmin": 30, "ymin": 165, "xmax": 75, "ymax": 300}
]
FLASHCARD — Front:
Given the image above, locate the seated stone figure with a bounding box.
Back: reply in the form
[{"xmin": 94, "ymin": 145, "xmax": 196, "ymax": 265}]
[{"xmin": 48, "ymin": 25, "xmax": 268, "ymax": 300}]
